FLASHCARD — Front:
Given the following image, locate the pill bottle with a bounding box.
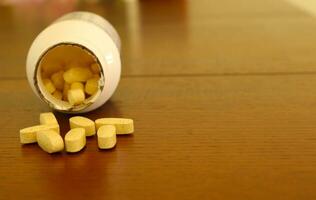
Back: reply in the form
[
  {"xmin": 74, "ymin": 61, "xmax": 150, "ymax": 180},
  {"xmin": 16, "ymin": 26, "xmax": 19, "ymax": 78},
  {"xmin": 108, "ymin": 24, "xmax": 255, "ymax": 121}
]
[{"xmin": 26, "ymin": 11, "xmax": 121, "ymax": 113}]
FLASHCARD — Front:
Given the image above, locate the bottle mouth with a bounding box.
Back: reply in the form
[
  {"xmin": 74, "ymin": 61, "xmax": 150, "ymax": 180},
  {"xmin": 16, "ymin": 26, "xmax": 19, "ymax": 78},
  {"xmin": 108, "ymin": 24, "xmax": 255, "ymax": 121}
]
[{"xmin": 33, "ymin": 43, "xmax": 105, "ymax": 113}]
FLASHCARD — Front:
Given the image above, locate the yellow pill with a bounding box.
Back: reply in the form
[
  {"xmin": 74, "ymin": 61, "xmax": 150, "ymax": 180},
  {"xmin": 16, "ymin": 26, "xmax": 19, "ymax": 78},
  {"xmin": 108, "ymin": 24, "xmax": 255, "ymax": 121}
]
[
  {"xmin": 37, "ymin": 130, "xmax": 64, "ymax": 153},
  {"xmin": 95, "ymin": 118, "xmax": 134, "ymax": 135},
  {"xmin": 71, "ymin": 82, "xmax": 84, "ymax": 90},
  {"xmin": 63, "ymin": 67, "xmax": 93, "ymax": 83},
  {"xmin": 42, "ymin": 78, "xmax": 56, "ymax": 94},
  {"xmin": 85, "ymin": 77, "xmax": 99, "ymax": 95},
  {"xmin": 97, "ymin": 125, "xmax": 116, "ymax": 149},
  {"xmin": 51, "ymin": 70, "xmax": 64, "ymax": 90},
  {"xmin": 90, "ymin": 63, "xmax": 101, "ymax": 74},
  {"xmin": 19, "ymin": 124, "xmax": 60, "ymax": 144},
  {"xmin": 69, "ymin": 116, "xmax": 95, "ymax": 136},
  {"xmin": 63, "ymin": 83, "xmax": 70, "ymax": 101},
  {"xmin": 65, "ymin": 128, "xmax": 86, "ymax": 153},
  {"xmin": 52, "ymin": 90, "xmax": 63, "ymax": 100},
  {"xmin": 40, "ymin": 112, "xmax": 58, "ymax": 125},
  {"xmin": 68, "ymin": 89, "xmax": 85, "ymax": 105}
]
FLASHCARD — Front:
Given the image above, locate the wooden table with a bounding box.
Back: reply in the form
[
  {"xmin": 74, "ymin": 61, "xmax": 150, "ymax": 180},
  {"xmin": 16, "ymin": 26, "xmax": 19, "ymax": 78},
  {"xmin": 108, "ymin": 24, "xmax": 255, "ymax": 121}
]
[{"xmin": 1, "ymin": 0, "xmax": 316, "ymax": 199}]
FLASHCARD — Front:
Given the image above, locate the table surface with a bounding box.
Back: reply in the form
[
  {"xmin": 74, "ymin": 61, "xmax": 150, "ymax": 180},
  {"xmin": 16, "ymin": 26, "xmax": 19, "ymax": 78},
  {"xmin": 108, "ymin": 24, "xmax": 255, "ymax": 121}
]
[{"xmin": 1, "ymin": 0, "xmax": 316, "ymax": 199}]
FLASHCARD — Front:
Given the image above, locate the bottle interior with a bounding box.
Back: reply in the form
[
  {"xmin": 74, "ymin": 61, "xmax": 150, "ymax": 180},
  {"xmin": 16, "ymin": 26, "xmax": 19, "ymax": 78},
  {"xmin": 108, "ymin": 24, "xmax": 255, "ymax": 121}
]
[{"xmin": 35, "ymin": 43, "xmax": 104, "ymax": 112}]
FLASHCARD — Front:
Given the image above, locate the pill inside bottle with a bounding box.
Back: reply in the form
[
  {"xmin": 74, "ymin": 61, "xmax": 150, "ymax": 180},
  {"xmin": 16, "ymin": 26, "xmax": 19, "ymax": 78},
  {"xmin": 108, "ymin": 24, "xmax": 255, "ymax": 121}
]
[
  {"xmin": 36, "ymin": 44, "xmax": 104, "ymax": 111},
  {"xmin": 26, "ymin": 12, "xmax": 121, "ymax": 113}
]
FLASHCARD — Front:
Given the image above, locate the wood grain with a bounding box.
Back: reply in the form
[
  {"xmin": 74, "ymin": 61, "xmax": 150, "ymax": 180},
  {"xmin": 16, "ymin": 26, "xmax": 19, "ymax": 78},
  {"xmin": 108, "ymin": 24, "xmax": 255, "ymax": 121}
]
[{"xmin": 1, "ymin": 0, "xmax": 316, "ymax": 199}]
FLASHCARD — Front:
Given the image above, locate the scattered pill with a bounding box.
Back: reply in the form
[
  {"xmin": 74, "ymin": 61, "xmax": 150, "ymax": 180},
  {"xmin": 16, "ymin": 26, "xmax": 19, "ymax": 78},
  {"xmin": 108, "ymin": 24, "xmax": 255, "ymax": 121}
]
[
  {"xmin": 52, "ymin": 90, "xmax": 63, "ymax": 100},
  {"xmin": 95, "ymin": 118, "xmax": 134, "ymax": 134},
  {"xmin": 40, "ymin": 112, "xmax": 58, "ymax": 125},
  {"xmin": 20, "ymin": 113, "xmax": 134, "ymax": 154},
  {"xmin": 51, "ymin": 70, "xmax": 64, "ymax": 90},
  {"xmin": 42, "ymin": 78, "xmax": 56, "ymax": 94},
  {"xmin": 70, "ymin": 116, "xmax": 95, "ymax": 136},
  {"xmin": 63, "ymin": 67, "xmax": 93, "ymax": 83},
  {"xmin": 37, "ymin": 130, "xmax": 64, "ymax": 153},
  {"xmin": 65, "ymin": 128, "xmax": 86, "ymax": 152},
  {"xmin": 20, "ymin": 124, "xmax": 60, "ymax": 144},
  {"xmin": 97, "ymin": 125, "xmax": 116, "ymax": 149},
  {"xmin": 68, "ymin": 89, "xmax": 85, "ymax": 105},
  {"xmin": 85, "ymin": 77, "xmax": 99, "ymax": 95}
]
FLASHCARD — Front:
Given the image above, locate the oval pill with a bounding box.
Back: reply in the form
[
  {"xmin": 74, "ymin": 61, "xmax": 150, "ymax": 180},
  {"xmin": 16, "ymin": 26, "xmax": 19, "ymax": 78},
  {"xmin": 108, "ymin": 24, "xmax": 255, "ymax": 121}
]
[
  {"xmin": 68, "ymin": 89, "xmax": 85, "ymax": 105},
  {"xmin": 85, "ymin": 77, "xmax": 99, "ymax": 95},
  {"xmin": 95, "ymin": 118, "xmax": 134, "ymax": 134},
  {"xmin": 63, "ymin": 66, "xmax": 93, "ymax": 83},
  {"xmin": 90, "ymin": 63, "xmax": 101, "ymax": 74},
  {"xmin": 71, "ymin": 82, "xmax": 84, "ymax": 90},
  {"xmin": 97, "ymin": 125, "xmax": 116, "ymax": 149},
  {"xmin": 40, "ymin": 112, "xmax": 58, "ymax": 125},
  {"xmin": 65, "ymin": 128, "xmax": 86, "ymax": 153},
  {"xmin": 51, "ymin": 70, "xmax": 64, "ymax": 90},
  {"xmin": 69, "ymin": 116, "xmax": 95, "ymax": 136},
  {"xmin": 43, "ymin": 78, "xmax": 56, "ymax": 94},
  {"xmin": 20, "ymin": 124, "xmax": 60, "ymax": 144},
  {"xmin": 37, "ymin": 130, "xmax": 64, "ymax": 153},
  {"xmin": 52, "ymin": 90, "xmax": 63, "ymax": 100}
]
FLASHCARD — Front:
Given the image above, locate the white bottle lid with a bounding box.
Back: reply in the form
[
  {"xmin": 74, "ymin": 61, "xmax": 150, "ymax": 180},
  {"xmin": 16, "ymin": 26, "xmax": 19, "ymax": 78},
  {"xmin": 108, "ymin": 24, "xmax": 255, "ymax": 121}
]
[{"xmin": 26, "ymin": 11, "xmax": 121, "ymax": 113}]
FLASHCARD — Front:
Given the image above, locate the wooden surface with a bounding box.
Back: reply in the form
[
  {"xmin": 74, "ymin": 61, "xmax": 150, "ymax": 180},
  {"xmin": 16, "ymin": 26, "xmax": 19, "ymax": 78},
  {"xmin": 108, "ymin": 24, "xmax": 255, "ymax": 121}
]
[{"xmin": 1, "ymin": 0, "xmax": 316, "ymax": 199}]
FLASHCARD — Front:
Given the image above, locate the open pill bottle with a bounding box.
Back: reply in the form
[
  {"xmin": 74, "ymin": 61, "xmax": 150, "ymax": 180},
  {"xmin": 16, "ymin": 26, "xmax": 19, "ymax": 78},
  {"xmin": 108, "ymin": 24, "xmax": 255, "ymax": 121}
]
[{"xmin": 26, "ymin": 11, "xmax": 121, "ymax": 113}]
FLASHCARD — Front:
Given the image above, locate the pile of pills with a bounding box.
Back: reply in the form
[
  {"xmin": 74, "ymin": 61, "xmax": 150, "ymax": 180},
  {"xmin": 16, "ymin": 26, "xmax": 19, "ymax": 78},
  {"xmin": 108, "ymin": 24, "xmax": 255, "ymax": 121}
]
[
  {"xmin": 19, "ymin": 112, "xmax": 134, "ymax": 153},
  {"xmin": 41, "ymin": 62, "xmax": 101, "ymax": 105}
]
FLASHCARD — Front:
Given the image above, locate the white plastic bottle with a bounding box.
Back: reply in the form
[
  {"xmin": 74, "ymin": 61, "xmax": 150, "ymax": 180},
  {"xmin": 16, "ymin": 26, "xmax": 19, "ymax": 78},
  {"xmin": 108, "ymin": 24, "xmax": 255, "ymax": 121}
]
[{"xmin": 26, "ymin": 11, "xmax": 121, "ymax": 113}]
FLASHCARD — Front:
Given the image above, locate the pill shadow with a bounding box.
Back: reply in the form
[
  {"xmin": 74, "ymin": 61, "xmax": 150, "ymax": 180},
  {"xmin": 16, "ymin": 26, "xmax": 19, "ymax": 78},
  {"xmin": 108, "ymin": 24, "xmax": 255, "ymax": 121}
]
[
  {"xmin": 64, "ymin": 145, "xmax": 88, "ymax": 155},
  {"xmin": 20, "ymin": 143, "xmax": 40, "ymax": 152},
  {"xmin": 20, "ymin": 143, "xmax": 64, "ymax": 157},
  {"xmin": 97, "ymin": 145, "xmax": 117, "ymax": 153}
]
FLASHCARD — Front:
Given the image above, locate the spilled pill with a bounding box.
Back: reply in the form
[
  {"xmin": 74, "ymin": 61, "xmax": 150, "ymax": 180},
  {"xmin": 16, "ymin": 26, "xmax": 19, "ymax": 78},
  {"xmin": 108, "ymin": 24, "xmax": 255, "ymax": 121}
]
[
  {"xmin": 40, "ymin": 112, "xmax": 58, "ymax": 125},
  {"xmin": 37, "ymin": 129, "xmax": 64, "ymax": 153},
  {"xmin": 70, "ymin": 116, "xmax": 95, "ymax": 136},
  {"xmin": 20, "ymin": 124, "xmax": 59, "ymax": 144},
  {"xmin": 65, "ymin": 128, "xmax": 86, "ymax": 153},
  {"xmin": 95, "ymin": 118, "xmax": 134, "ymax": 134},
  {"xmin": 97, "ymin": 125, "xmax": 116, "ymax": 149}
]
